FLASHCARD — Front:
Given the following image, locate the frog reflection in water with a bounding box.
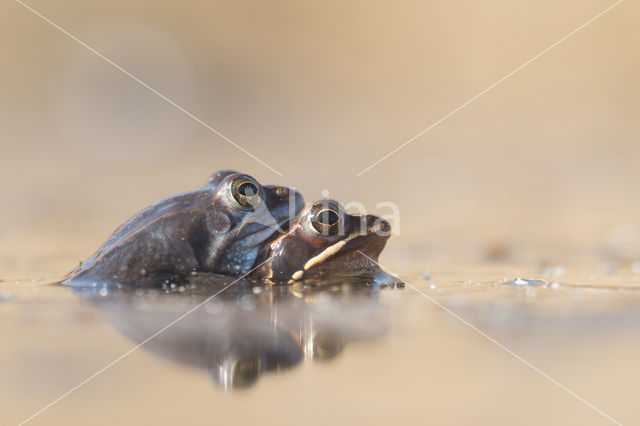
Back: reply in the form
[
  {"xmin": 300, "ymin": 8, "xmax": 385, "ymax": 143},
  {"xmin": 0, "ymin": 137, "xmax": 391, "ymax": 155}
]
[
  {"xmin": 252, "ymin": 199, "xmax": 394, "ymax": 285},
  {"xmin": 63, "ymin": 170, "xmax": 304, "ymax": 287},
  {"xmin": 78, "ymin": 276, "xmax": 389, "ymax": 389}
]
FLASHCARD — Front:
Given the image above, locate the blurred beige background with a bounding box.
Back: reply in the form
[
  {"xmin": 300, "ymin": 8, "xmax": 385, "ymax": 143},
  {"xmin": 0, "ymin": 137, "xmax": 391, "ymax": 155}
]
[{"xmin": 1, "ymin": 0, "xmax": 639, "ymax": 277}]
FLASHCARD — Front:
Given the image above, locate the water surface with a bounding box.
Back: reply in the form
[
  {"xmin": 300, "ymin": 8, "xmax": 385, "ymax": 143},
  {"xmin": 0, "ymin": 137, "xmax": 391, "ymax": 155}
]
[{"xmin": 3, "ymin": 250, "xmax": 640, "ymax": 425}]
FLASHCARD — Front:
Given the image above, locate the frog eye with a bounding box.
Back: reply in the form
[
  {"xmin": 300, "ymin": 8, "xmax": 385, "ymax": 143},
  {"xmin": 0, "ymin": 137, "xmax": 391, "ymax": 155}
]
[
  {"xmin": 309, "ymin": 205, "xmax": 341, "ymax": 236},
  {"xmin": 231, "ymin": 177, "xmax": 261, "ymax": 209}
]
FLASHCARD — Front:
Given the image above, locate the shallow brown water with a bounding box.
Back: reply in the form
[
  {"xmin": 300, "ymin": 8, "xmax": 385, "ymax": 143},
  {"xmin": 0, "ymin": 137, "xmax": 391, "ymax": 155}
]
[{"xmin": 3, "ymin": 247, "xmax": 640, "ymax": 426}]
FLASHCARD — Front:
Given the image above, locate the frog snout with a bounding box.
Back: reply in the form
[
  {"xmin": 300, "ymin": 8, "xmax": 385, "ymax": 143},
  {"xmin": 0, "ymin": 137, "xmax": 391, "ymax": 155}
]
[
  {"xmin": 365, "ymin": 215, "xmax": 391, "ymax": 236},
  {"xmin": 265, "ymin": 185, "xmax": 305, "ymax": 216},
  {"xmin": 274, "ymin": 186, "xmax": 289, "ymax": 198},
  {"xmin": 287, "ymin": 188, "xmax": 305, "ymax": 215}
]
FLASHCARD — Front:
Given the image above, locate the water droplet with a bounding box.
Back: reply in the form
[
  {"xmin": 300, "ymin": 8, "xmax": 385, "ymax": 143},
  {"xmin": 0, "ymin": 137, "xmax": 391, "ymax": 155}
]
[{"xmin": 511, "ymin": 277, "xmax": 547, "ymax": 286}]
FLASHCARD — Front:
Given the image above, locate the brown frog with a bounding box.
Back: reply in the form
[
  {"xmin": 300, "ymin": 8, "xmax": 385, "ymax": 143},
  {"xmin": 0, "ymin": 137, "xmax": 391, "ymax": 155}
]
[
  {"xmin": 63, "ymin": 170, "xmax": 304, "ymax": 286},
  {"xmin": 252, "ymin": 199, "xmax": 393, "ymax": 284}
]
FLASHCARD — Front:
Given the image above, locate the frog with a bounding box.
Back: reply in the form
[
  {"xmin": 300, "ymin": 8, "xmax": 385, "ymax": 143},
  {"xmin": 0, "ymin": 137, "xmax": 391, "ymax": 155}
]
[
  {"xmin": 62, "ymin": 170, "xmax": 304, "ymax": 287},
  {"xmin": 251, "ymin": 199, "xmax": 395, "ymax": 285}
]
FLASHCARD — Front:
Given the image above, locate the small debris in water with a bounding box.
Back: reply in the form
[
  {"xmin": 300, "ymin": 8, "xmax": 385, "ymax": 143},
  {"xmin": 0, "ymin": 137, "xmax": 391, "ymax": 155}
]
[
  {"xmin": 550, "ymin": 282, "xmax": 561, "ymax": 290},
  {"xmin": 423, "ymin": 272, "xmax": 431, "ymax": 281},
  {"xmin": 511, "ymin": 277, "xmax": 547, "ymax": 286},
  {"xmin": 252, "ymin": 286, "xmax": 263, "ymax": 295},
  {"xmin": 429, "ymin": 284, "xmax": 437, "ymax": 289},
  {"xmin": 98, "ymin": 287, "xmax": 108, "ymax": 297},
  {"xmin": 632, "ymin": 261, "xmax": 640, "ymax": 274}
]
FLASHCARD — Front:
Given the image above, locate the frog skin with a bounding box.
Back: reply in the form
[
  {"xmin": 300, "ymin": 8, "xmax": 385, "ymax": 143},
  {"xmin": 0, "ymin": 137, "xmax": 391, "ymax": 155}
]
[
  {"xmin": 62, "ymin": 170, "xmax": 304, "ymax": 286},
  {"xmin": 252, "ymin": 199, "xmax": 392, "ymax": 284}
]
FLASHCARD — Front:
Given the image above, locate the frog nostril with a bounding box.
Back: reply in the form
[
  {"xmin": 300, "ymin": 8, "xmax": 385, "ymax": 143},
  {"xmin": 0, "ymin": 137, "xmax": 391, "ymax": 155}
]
[
  {"xmin": 370, "ymin": 218, "xmax": 391, "ymax": 235},
  {"xmin": 275, "ymin": 187, "xmax": 288, "ymax": 197}
]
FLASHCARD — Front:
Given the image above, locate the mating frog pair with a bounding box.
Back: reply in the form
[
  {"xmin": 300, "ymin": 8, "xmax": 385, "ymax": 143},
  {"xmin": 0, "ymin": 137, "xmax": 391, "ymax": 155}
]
[{"xmin": 63, "ymin": 170, "xmax": 392, "ymax": 287}]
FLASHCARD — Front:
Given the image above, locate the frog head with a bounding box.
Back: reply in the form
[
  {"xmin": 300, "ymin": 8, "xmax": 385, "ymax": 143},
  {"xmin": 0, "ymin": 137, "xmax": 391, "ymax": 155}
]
[
  {"xmin": 252, "ymin": 199, "xmax": 391, "ymax": 283},
  {"xmin": 207, "ymin": 171, "xmax": 305, "ymax": 275}
]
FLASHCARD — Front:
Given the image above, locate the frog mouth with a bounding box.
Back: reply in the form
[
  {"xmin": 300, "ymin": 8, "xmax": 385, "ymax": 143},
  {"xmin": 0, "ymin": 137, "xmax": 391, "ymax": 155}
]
[
  {"xmin": 275, "ymin": 216, "xmax": 296, "ymax": 233},
  {"xmin": 236, "ymin": 215, "xmax": 294, "ymax": 248},
  {"xmin": 266, "ymin": 210, "xmax": 300, "ymax": 234}
]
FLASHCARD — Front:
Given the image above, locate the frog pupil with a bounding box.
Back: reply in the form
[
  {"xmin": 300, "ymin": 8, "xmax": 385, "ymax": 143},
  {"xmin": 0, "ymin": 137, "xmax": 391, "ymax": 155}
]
[
  {"xmin": 317, "ymin": 209, "xmax": 339, "ymax": 225},
  {"xmin": 238, "ymin": 182, "xmax": 258, "ymax": 197}
]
